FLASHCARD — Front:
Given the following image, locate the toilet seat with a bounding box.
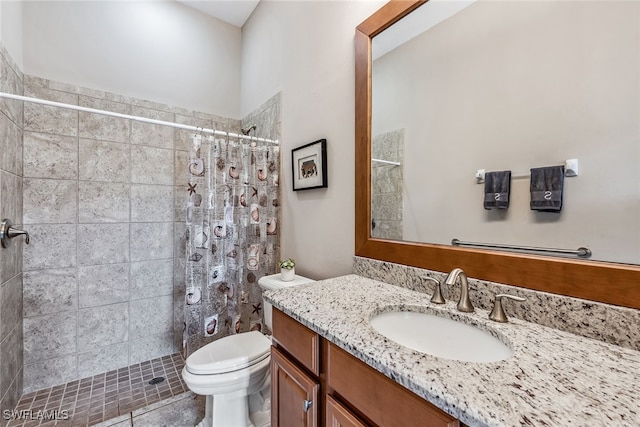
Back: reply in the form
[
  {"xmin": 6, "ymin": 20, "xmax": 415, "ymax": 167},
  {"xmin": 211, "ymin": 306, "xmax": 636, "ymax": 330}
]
[{"xmin": 186, "ymin": 331, "xmax": 272, "ymax": 375}]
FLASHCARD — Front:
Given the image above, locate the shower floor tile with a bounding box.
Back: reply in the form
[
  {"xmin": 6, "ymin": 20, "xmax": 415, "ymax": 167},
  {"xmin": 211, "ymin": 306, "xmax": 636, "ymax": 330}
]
[{"xmin": 6, "ymin": 353, "xmax": 188, "ymax": 427}]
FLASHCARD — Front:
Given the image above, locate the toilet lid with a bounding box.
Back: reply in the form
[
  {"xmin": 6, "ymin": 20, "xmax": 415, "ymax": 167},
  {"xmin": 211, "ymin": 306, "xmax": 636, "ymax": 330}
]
[{"xmin": 186, "ymin": 331, "xmax": 271, "ymax": 375}]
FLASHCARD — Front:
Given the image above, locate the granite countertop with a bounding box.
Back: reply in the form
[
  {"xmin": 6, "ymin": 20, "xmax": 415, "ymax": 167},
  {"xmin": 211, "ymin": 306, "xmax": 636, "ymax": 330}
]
[{"xmin": 264, "ymin": 274, "xmax": 640, "ymax": 427}]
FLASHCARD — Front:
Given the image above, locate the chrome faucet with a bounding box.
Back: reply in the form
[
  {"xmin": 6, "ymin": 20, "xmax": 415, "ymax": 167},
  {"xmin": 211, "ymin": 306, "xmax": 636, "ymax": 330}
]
[{"xmin": 445, "ymin": 268, "xmax": 474, "ymax": 312}]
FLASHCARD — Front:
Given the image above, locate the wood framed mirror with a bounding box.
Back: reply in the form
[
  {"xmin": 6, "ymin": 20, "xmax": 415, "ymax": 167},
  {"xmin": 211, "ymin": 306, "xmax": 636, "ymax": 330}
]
[{"xmin": 355, "ymin": 0, "xmax": 640, "ymax": 309}]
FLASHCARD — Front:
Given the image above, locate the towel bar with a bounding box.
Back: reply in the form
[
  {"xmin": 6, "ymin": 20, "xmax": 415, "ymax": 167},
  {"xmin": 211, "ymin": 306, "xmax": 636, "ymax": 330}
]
[
  {"xmin": 451, "ymin": 238, "xmax": 591, "ymax": 258},
  {"xmin": 475, "ymin": 159, "xmax": 578, "ymax": 183}
]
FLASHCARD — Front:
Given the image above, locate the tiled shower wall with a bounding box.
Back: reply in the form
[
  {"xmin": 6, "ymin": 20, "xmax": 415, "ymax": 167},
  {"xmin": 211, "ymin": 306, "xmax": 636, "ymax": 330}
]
[
  {"xmin": 241, "ymin": 93, "xmax": 281, "ymax": 144},
  {"xmin": 21, "ymin": 75, "xmax": 241, "ymax": 393},
  {"xmin": 371, "ymin": 129, "xmax": 403, "ymax": 240},
  {"xmin": 0, "ymin": 44, "xmax": 24, "ymax": 413}
]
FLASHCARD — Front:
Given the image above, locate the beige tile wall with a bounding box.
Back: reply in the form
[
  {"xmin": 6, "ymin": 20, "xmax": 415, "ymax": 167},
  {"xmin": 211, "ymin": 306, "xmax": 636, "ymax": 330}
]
[{"xmin": 21, "ymin": 75, "xmax": 241, "ymax": 393}]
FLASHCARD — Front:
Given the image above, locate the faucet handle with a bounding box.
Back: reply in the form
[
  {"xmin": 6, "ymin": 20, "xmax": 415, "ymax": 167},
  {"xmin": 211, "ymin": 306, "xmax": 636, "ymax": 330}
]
[
  {"xmin": 489, "ymin": 294, "xmax": 526, "ymax": 323},
  {"xmin": 0, "ymin": 219, "xmax": 30, "ymax": 248},
  {"xmin": 424, "ymin": 277, "xmax": 445, "ymax": 304}
]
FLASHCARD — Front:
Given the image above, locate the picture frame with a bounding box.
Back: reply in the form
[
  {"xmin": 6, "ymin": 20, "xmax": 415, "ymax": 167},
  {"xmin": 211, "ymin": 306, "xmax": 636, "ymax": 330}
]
[{"xmin": 291, "ymin": 139, "xmax": 328, "ymax": 191}]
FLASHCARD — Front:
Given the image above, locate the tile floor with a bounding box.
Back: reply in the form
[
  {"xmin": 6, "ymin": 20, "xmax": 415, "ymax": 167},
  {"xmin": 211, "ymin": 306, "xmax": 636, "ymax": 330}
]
[{"xmin": 4, "ymin": 353, "xmax": 203, "ymax": 427}]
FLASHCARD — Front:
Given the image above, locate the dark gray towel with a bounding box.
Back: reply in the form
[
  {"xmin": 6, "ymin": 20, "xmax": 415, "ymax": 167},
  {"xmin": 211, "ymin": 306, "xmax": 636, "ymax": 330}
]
[
  {"xmin": 484, "ymin": 171, "xmax": 511, "ymax": 210},
  {"xmin": 530, "ymin": 166, "xmax": 564, "ymax": 211}
]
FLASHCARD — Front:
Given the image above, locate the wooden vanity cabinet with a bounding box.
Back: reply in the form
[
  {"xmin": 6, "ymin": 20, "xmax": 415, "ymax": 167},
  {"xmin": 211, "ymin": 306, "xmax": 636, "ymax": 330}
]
[
  {"xmin": 271, "ymin": 308, "xmax": 460, "ymax": 427},
  {"xmin": 327, "ymin": 343, "xmax": 460, "ymax": 427},
  {"xmin": 271, "ymin": 308, "xmax": 321, "ymax": 427}
]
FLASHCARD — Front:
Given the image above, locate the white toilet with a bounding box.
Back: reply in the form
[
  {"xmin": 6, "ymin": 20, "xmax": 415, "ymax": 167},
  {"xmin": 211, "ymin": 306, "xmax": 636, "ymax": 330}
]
[{"xmin": 182, "ymin": 273, "xmax": 314, "ymax": 427}]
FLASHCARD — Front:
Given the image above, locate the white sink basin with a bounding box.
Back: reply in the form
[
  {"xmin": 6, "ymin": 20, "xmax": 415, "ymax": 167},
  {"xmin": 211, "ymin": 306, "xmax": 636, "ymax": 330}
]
[{"xmin": 370, "ymin": 311, "xmax": 512, "ymax": 363}]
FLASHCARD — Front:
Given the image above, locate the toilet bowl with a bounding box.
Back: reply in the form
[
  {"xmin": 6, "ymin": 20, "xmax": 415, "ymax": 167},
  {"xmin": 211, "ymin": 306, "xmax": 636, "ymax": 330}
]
[{"xmin": 182, "ymin": 273, "xmax": 314, "ymax": 427}]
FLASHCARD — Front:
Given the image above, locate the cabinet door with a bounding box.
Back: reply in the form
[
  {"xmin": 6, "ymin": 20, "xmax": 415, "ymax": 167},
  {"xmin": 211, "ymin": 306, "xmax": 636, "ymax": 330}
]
[
  {"xmin": 326, "ymin": 395, "xmax": 368, "ymax": 427},
  {"xmin": 271, "ymin": 346, "xmax": 319, "ymax": 427}
]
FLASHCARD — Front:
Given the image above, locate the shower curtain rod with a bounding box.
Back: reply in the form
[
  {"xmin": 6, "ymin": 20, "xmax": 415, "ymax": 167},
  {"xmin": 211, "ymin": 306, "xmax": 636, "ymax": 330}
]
[{"xmin": 0, "ymin": 92, "xmax": 279, "ymax": 144}]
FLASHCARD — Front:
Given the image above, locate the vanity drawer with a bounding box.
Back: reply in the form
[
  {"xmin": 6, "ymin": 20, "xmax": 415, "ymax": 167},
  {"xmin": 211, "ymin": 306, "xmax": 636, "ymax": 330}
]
[
  {"xmin": 272, "ymin": 308, "xmax": 320, "ymax": 376},
  {"xmin": 327, "ymin": 343, "xmax": 459, "ymax": 427}
]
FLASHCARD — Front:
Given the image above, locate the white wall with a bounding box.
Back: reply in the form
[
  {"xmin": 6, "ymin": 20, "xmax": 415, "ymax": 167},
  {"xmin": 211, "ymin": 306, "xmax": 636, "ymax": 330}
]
[
  {"xmin": 0, "ymin": 0, "xmax": 23, "ymax": 67},
  {"xmin": 22, "ymin": 1, "xmax": 241, "ymax": 117},
  {"xmin": 241, "ymin": 0, "xmax": 385, "ymax": 279}
]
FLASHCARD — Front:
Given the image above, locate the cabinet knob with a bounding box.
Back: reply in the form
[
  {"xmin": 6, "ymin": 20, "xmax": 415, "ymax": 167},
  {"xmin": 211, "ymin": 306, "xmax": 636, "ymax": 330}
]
[{"xmin": 303, "ymin": 399, "xmax": 313, "ymax": 412}]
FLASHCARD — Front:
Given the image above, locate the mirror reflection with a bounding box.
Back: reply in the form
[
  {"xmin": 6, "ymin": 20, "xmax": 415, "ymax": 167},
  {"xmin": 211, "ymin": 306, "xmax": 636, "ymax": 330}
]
[{"xmin": 370, "ymin": 0, "xmax": 639, "ymax": 264}]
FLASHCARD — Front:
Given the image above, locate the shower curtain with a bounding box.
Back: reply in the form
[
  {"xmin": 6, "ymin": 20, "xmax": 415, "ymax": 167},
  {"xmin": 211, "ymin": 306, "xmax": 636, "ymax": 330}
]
[{"xmin": 183, "ymin": 134, "xmax": 280, "ymax": 357}]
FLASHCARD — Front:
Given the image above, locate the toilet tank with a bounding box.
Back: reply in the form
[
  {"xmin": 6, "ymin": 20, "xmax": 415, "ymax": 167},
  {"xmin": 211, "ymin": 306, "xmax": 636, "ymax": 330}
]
[{"xmin": 258, "ymin": 273, "xmax": 314, "ymax": 331}]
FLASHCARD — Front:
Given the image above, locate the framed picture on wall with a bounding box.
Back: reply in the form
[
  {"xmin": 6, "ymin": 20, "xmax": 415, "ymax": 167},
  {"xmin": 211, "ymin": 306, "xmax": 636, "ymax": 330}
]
[{"xmin": 291, "ymin": 139, "xmax": 328, "ymax": 191}]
